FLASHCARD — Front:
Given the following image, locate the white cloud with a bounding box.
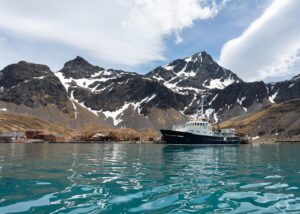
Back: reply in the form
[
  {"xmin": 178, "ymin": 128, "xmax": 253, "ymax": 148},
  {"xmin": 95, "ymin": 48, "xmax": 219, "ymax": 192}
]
[
  {"xmin": 219, "ymin": 0, "xmax": 300, "ymax": 81},
  {"xmin": 175, "ymin": 32, "xmax": 183, "ymax": 44},
  {"xmin": 0, "ymin": 0, "xmax": 226, "ymax": 69}
]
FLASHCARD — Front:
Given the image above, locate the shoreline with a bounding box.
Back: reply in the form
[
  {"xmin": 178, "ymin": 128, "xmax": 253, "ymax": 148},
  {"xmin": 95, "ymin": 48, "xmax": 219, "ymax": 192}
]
[{"xmin": 1, "ymin": 140, "xmax": 300, "ymax": 144}]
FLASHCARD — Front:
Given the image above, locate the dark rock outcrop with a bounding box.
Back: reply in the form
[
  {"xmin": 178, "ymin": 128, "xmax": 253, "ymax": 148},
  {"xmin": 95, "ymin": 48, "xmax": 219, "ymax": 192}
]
[{"xmin": 0, "ymin": 61, "xmax": 69, "ymax": 111}]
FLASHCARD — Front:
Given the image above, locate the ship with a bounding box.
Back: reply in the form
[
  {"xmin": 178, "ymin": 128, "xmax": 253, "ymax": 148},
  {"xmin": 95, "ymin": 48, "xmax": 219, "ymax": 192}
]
[{"xmin": 160, "ymin": 96, "xmax": 241, "ymax": 144}]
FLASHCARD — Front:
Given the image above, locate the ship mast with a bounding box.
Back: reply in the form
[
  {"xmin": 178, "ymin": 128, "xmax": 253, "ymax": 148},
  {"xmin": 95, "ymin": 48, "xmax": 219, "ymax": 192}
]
[
  {"xmin": 199, "ymin": 94, "xmax": 207, "ymax": 119},
  {"xmin": 200, "ymin": 96, "xmax": 204, "ymax": 117}
]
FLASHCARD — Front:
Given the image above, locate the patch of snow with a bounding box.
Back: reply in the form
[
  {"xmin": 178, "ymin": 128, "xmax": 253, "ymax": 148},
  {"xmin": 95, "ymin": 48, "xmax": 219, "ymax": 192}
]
[
  {"xmin": 177, "ymin": 67, "xmax": 197, "ymax": 77},
  {"xmin": 54, "ymin": 72, "xmax": 71, "ymax": 92},
  {"xmin": 237, "ymin": 96, "xmax": 246, "ymax": 105},
  {"xmin": 70, "ymin": 90, "xmax": 79, "ymax": 119},
  {"xmin": 268, "ymin": 90, "xmax": 279, "ymax": 103},
  {"xmin": 131, "ymin": 94, "xmax": 156, "ymax": 114},
  {"xmin": 152, "ymin": 75, "xmax": 164, "ymax": 82},
  {"xmin": 163, "ymin": 64, "xmax": 175, "ymax": 71},
  {"xmin": 102, "ymin": 102, "xmax": 131, "ymax": 126},
  {"xmin": 184, "ymin": 57, "xmax": 192, "ymax": 62},
  {"xmin": 142, "ymin": 77, "xmax": 153, "ymax": 81},
  {"xmin": 163, "ymin": 81, "xmax": 185, "ymax": 95},
  {"xmin": 77, "ymin": 101, "xmax": 99, "ymax": 116},
  {"xmin": 92, "ymin": 83, "xmax": 114, "ymax": 93},
  {"xmin": 209, "ymin": 94, "xmax": 218, "ymax": 106},
  {"xmin": 91, "ymin": 69, "xmax": 113, "ymax": 78},
  {"xmin": 176, "ymin": 64, "xmax": 188, "ymax": 76},
  {"xmin": 0, "ymin": 86, "xmax": 4, "ymax": 93},
  {"xmin": 0, "ymin": 108, "xmax": 7, "ymax": 111},
  {"xmin": 33, "ymin": 76, "xmax": 46, "ymax": 79},
  {"xmin": 182, "ymin": 95, "xmax": 197, "ymax": 113},
  {"xmin": 69, "ymin": 93, "xmax": 100, "ymax": 117},
  {"xmin": 55, "ymin": 71, "xmax": 117, "ymax": 92},
  {"xmin": 199, "ymin": 52, "xmax": 203, "ymax": 63},
  {"xmin": 269, "ymin": 83, "xmax": 276, "ymax": 91},
  {"xmin": 266, "ymin": 85, "xmax": 269, "ymax": 95},
  {"xmin": 242, "ymin": 107, "xmax": 247, "ymax": 112},
  {"xmin": 203, "ymin": 76, "xmax": 235, "ymax": 89},
  {"xmin": 252, "ymin": 136, "xmax": 260, "ymax": 140},
  {"xmin": 288, "ymin": 83, "xmax": 295, "ymax": 88},
  {"xmin": 162, "ymin": 78, "xmax": 203, "ymax": 95}
]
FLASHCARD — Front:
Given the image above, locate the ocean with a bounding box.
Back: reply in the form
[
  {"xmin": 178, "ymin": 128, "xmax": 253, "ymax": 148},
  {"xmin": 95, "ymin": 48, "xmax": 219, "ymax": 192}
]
[{"xmin": 0, "ymin": 143, "xmax": 300, "ymax": 213}]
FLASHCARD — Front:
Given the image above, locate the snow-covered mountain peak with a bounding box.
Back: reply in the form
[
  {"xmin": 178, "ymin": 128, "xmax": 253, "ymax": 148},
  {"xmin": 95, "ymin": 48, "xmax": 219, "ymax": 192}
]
[{"xmin": 147, "ymin": 52, "xmax": 242, "ymax": 93}]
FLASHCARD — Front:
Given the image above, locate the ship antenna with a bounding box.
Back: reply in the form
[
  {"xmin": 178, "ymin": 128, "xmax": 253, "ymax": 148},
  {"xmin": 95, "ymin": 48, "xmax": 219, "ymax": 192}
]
[{"xmin": 201, "ymin": 97, "xmax": 204, "ymax": 117}]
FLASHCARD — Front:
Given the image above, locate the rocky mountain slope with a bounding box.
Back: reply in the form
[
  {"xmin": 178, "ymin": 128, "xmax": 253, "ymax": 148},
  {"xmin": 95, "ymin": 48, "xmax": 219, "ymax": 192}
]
[
  {"xmin": 0, "ymin": 51, "xmax": 299, "ymax": 138},
  {"xmin": 220, "ymin": 99, "xmax": 300, "ymax": 140}
]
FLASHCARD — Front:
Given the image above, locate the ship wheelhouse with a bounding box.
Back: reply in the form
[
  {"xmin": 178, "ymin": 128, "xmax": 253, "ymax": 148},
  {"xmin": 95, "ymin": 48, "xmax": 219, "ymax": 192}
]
[{"xmin": 173, "ymin": 118, "xmax": 214, "ymax": 136}]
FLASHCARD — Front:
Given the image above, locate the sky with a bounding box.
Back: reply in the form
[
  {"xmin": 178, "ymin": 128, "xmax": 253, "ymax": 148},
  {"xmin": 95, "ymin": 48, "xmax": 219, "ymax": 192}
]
[{"xmin": 0, "ymin": 0, "xmax": 299, "ymax": 82}]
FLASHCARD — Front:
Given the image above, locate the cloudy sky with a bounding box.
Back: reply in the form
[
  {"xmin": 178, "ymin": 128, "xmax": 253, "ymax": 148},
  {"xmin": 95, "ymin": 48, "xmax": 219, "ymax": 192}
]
[{"xmin": 0, "ymin": 0, "xmax": 299, "ymax": 82}]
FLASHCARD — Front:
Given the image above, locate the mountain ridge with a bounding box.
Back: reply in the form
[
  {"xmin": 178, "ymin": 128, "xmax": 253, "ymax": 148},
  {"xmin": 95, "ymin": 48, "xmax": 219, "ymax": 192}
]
[{"xmin": 0, "ymin": 51, "xmax": 299, "ymax": 138}]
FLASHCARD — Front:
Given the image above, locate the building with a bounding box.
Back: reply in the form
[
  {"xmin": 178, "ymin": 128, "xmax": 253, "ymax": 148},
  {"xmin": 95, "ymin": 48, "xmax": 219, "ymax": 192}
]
[
  {"xmin": 25, "ymin": 130, "xmax": 44, "ymax": 139},
  {"xmin": 0, "ymin": 131, "xmax": 26, "ymax": 143}
]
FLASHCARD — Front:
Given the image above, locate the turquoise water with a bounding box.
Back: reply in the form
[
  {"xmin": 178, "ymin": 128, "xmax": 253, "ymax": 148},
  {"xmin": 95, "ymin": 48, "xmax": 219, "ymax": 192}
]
[{"xmin": 0, "ymin": 144, "xmax": 300, "ymax": 213}]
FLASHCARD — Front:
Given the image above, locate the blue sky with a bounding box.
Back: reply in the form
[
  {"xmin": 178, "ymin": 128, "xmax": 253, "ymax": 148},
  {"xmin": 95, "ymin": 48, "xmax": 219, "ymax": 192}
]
[
  {"xmin": 0, "ymin": 0, "xmax": 299, "ymax": 82},
  {"xmin": 138, "ymin": 0, "xmax": 272, "ymax": 73}
]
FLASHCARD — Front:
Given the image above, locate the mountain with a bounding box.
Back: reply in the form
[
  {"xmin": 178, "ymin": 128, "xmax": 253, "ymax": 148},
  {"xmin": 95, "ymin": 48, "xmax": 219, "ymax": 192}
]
[
  {"xmin": 52, "ymin": 52, "xmax": 244, "ymax": 129},
  {"xmin": 292, "ymin": 73, "xmax": 300, "ymax": 80},
  {"xmin": 54, "ymin": 56, "xmax": 190, "ymax": 129},
  {"xmin": 146, "ymin": 51, "xmax": 241, "ymax": 94},
  {"xmin": 0, "ymin": 61, "xmax": 70, "ymax": 111},
  {"xmin": 205, "ymin": 74, "xmax": 300, "ymax": 122},
  {"xmin": 0, "ymin": 51, "xmax": 300, "ymax": 139},
  {"xmin": 220, "ymin": 99, "xmax": 300, "ymax": 140}
]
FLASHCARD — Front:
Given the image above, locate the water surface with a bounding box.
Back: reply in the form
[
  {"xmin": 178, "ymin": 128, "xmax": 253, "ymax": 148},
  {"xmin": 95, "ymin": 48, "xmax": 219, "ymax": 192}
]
[{"xmin": 0, "ymin": 143, "xmax": 300, "ymax": 213}]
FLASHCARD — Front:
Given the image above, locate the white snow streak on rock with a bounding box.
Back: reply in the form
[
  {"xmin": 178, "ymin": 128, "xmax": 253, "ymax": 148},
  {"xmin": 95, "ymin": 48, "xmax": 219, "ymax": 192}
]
[
  {"xmin": 209, "ymin": 94, "xmax": 218, "ymax": 106},
  {"xmin": 288, "ymin": 83, "xmax": 295, "ymax": 88},
  {"xmin": 237, "ymin": 96, "xmax": 246, "ymax": 105},
  {"xmin": 269, "ymin": 90, "xmax": 279, "ymax": 103},
  {"xmin": 204, "ymin": 77, "xmax": 235, "ymax": 89},
  {"xmin": 102, "ymin": 103, "xmax": 131, "ymax": 126},
  {"xmin": 70, "ymin": 90, "xmax": 79, "ymax": 119}
]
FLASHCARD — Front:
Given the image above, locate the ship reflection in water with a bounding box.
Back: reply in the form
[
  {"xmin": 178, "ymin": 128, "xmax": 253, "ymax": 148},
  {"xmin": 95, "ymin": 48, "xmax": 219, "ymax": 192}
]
[{"xmin": 0, "ymin": 143, "xmax": 300, "ymax": 213}]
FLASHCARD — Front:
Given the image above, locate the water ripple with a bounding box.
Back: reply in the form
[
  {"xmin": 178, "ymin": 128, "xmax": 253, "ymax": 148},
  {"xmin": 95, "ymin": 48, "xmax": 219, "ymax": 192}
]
[{"xmin": 0, "ymin": 144, "xmax": 300, "ymax": 213}]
